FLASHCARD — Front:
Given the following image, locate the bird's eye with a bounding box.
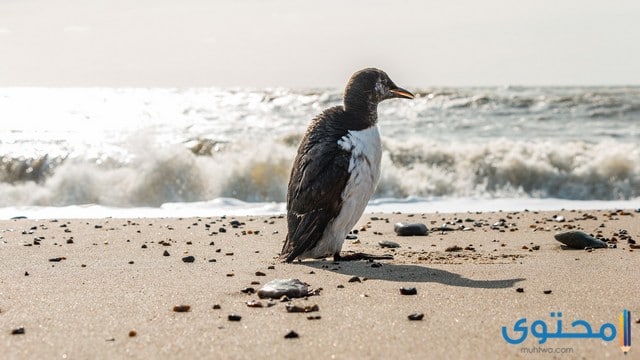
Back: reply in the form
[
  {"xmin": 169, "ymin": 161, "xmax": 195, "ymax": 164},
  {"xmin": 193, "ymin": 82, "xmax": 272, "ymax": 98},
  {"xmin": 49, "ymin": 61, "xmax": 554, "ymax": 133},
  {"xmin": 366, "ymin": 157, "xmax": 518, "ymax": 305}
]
[{"xmin": 374, "ymin": 81, "xmax": 385, "ymax": 95}]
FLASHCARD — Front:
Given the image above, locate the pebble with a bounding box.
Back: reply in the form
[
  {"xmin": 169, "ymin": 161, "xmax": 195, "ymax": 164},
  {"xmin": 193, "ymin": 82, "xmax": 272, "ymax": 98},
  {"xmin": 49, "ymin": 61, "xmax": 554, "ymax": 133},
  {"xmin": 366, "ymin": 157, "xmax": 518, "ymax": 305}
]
[
  {"xmin": 394, "ymin": 222, "xmax": 428, "ymax": 236},
  {"xmin": 378, "ymin": 240, "xmax": 400, "ymax": 248},
  {"xmin": 240, "ymin": 287, "xmax": 256, "ymax": 294},
  {"xmin": 172, "ymin": 305, "xmax": 191, "ymax": 312},
  {"xmin": 516, "ymin": 288, "xmax": 524, "ymax": 293},
  {"xmin": 400, "ymin": 287, "xmax": 418, "ymax": 295},
  {"xmin": 163, "ymin": 250, "xmax": 170, "ymax": 256},
  {"xmin": 543, "ymin": 290, "xmax": 552, "ymax": 294},
  {"xmin": 228, "ymin": 314, "xmax": 242, "ymax": 321},
  {"xmin": 128, "ymin": 330, "xmax": 137, "ymax": 337},
  {"xmin": 11, "ymin": 327, "xmax": 25, "ymax": 335},
  {"xmin": 554, "ymin": 231, "xmax": 607, "ymax": 249},
  {"xmin": 257, "ymin": 279, "xmax": 309, "ymax": 299},
  {"xmin": 408, "ymin": 313, "xmax": 424, "ymax": 321},
  {"xmin": 212, "ymin": 304, "xmax": 221, "ymax": 310},
  {"xmin": 182, "ymin": 255, "xmax": 195, "ymax": 263},
  {"xmin": 48, "ymin": 257, "xmax": 64, "ymax": 262},
  {"xmin": 285, "ymin": 304, "xmax": 319, "ymax": 313},
  {"xmin": 445, "ymin": 245, "xmax": 463, "ymax": 252},
  {"xmin": 284, "ymin": 330, "xmax": 299, "ymax": 339},
  {"xmin": 245, "ymin": 300, "xmax": 263, "ymax": 308},
  {"xmin": 348, "ymin": 276, "xmax": 361, "ymax": 283}
]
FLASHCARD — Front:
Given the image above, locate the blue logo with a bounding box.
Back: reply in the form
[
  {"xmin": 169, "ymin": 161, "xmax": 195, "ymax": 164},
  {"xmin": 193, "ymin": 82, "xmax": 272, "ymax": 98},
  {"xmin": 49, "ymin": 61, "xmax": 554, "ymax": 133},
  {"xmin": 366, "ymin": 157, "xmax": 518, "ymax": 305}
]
[{"xmin": 502, "ymin": 311, "xmax": 628, "ymax": 349}]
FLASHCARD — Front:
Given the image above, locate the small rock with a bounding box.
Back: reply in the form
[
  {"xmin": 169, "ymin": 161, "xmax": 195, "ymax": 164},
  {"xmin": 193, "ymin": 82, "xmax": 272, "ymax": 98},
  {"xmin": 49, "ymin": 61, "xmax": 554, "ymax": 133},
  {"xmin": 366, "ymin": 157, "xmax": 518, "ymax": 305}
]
[
  {"xmin": 227, "ymin": 314, "xmax": 242, "ymax": 321},
  {"xmin": 516, "ymin": 287, "xmax": 524, "ymax": 293},
  {"xmin": 554, "ymin": 231, "xmax": 607, "ymax": 249},
  {"xmin": 553, "ymin": 215, "xmax": 565, "ymax": 222},
  {"xmin": 172, "ymin": 305, "xmax": 191, "ymax": 312},
  {"xmin": 285, "ymin": 303, "xmax": 319, "ymax": 313},
  {"xmin": 163, "ymin": 250, "xmax": 170, "ymax": 256},
  {"xmin": 378, "ymin": 240, "xmax": 400, "ymax": 248},
  {"xmin": 257, "ymin": 279, "xmax": 309, "ymax": 299},
  {"xmin": 400, "ymin": 287, "xmax": 418, "ymax": 295},
  {"xmin": 408, "ymin": 313, "xmax": 424, "ymax": 321},
  {"xmin": 245, "ymin": 300, "xmax": 263, "ymax": 308},
  {"xmin": 394, "ymin": 222, "xmax": 428, "ymax": 236},
  {"xmin": 212, "ymin": 304, "xmax": 221, "ymax": 310},
  {"xmin": 11, "ymin": 327, "xmax": 25, "ymax": 335},
  {"xmin": 255, "ymin": 271, "xmax": 266, "ymax": 276},
  {"xmin": 182, "ymin": 255, "xmax": 195, "ymax": 263},
  {"xmin": 543, "ymin": 290, "xmax": 552, "ymax": 294},
  {"xmin": 445, "ymin": 245, "xmax": 463, "ymax": 252},
  {"xmin": 240, "ymin": 287, "xmax": 256, "ymax": 294},
  {"xmin": 48, "ymin": 257, "xmax": 64, "ymax": 262},
  {"xmin": 284, "ymin": 330, "xmax": 299, "ymax": 339},
  {"xmin": 128, "ymin": 330, "xmax": 137, "ymax": 337},
  {"xmin": 348, "ymin": 276, "xmax": 361, "ymax": 283}
]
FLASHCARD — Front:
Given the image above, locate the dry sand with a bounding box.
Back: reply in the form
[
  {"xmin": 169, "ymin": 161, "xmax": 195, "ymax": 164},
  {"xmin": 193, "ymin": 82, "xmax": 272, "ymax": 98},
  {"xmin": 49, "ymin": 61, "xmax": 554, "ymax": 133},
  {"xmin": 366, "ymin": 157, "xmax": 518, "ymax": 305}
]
[{"xmin": 1, "ymin": 209, "xmax": 638, "ymax": 359}]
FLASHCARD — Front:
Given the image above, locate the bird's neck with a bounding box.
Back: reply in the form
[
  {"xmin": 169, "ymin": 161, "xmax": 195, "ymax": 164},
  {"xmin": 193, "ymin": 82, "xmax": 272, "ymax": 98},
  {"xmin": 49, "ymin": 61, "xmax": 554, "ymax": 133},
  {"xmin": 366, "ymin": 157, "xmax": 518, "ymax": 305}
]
[{"xmin": 343, "ymin": 96, "xmax": 378, "ymax": 126}]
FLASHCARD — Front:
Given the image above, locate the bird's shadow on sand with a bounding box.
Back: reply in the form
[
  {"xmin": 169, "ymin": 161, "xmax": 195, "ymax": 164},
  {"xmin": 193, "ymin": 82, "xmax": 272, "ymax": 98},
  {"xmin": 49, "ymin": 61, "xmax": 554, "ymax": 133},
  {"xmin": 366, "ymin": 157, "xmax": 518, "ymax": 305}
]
[{"xmin": 302, "ymin": 261, "xmax": 525, "ymax": 289}]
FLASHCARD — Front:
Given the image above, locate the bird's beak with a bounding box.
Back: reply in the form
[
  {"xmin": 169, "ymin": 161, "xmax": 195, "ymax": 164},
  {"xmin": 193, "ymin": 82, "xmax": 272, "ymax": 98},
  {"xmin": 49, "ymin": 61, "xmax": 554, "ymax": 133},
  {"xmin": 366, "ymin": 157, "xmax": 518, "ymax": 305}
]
[{"xmin": 389, "ymin": 87, "xmax": 415, "ymax": 99}]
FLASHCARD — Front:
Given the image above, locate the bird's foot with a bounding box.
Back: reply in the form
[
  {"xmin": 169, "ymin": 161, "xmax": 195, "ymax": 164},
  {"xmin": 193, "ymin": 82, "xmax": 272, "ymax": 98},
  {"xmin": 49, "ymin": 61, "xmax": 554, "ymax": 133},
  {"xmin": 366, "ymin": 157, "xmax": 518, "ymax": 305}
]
[{"xmin": 333, "ymin": 252, "xmax": 394, "ymax": 262}]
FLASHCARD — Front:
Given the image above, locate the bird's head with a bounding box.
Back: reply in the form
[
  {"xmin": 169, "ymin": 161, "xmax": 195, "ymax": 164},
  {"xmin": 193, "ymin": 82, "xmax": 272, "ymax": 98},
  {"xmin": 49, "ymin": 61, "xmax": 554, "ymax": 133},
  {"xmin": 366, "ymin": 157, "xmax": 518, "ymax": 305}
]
[{"xmin": 343, "ymin": 68, "xmax": 414, "ymax": 114}]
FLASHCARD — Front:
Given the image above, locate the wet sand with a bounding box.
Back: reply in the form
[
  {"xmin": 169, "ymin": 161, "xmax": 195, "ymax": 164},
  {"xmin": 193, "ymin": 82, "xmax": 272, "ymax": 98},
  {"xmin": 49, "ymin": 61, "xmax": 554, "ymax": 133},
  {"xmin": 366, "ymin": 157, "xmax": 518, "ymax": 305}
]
[{"xmin": 1, "ymin": 209, "xmax": 638, "ymax": 359}]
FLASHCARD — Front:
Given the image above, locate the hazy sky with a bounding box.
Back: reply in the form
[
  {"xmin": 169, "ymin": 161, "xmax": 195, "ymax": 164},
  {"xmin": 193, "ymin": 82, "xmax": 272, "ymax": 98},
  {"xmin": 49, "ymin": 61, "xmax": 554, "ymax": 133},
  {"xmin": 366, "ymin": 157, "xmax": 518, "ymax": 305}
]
[{"xmin": 1, "ymin": 0, "xmax": 639, "ymax": 88}]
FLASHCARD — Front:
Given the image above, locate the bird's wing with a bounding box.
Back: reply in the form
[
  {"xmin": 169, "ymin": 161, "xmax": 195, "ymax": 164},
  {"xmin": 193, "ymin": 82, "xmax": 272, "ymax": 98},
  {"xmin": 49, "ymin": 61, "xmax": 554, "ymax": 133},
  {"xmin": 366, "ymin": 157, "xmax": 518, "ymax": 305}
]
[{"xmin": 281, "ymin": 133, "xmax": 351, "ymax": 262}]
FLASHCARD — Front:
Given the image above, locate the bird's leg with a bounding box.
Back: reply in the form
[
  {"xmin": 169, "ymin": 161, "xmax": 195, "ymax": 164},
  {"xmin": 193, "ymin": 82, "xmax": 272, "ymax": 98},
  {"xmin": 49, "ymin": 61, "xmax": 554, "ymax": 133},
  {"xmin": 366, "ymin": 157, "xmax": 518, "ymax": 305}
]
[{"xmin": 333, "ymin": 252, "xmax": 393, "ymax": 262}]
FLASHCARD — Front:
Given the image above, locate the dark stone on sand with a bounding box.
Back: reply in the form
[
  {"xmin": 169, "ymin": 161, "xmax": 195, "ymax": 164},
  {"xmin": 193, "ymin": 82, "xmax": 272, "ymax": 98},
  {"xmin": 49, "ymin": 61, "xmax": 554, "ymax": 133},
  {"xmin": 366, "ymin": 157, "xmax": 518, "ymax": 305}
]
[
  {"xmin": 182, "ymin": 255, "xmax": 195, "ymax": 263},
  {"xmin": 543, "ymin": 290, "xmax": 552, "ymax": 294},
  {"xmin": 408, "ymin": 313, "xmax": 424, "ymax": 321},
  {"xmin": 378, "ymin": 240, "xmax": 400, "ymax": 248},
  {"xmin": 163, "ymin": 250, "xmax": 170, "ymax": 256},
  {"xmin": 445, "ymin": 245, "xmax": 463, "ymax": 252},
  {"xmin": 141, "ymin": 244, "xmax": 147, "ymax": 249},
  {"xmin": 400, "ymin": 287, "xmax": 417, "ymax": 295},
  {"xmin": 394, "ymin": 222, "xmax": 428, "ymax": 236},
  {"xmin": 285, "ymin": 304, "xmax": 319, "ymax": 313},
  {"xmin": 48, "ymin": 257, "xmax": 63, "ymax": 262},
  {"xmin": 172, "ymin": 305, "xmax": 191, "ymax": 312},
  {"xmin": 240, "ymin": 287, "xmax": 256, "ymax": 294},
  {"xmin": 516, "ymin": 287, "xmax": 524, "ymax": 293},
  {"xmin": 255, "ymin": 271, "xmax": 266, "ymax": 276},
  {"xmin": 554, "ymin": 231, "xmax": 607, "ymax": 249},
  {"xmin": 11, "ymin": 327, "xmax": 25, "ymax": 335},
  {"xmin": 212, "ymin": 304, "xmax": 221, "ymax": 310},
  {"xmin": 227, "ymin": 314, "xmax": 242, "ymax": 321},
  {"xmin": 284, "ymin": 330, "xmax": 299, "ymax": 339},
  {"xmin": 348, "ymin": 276, "xmax": 361, "ymax": 283},
  {"xmin": 257, "ymin": 279, "xmax": 309, "ymax": 299}
]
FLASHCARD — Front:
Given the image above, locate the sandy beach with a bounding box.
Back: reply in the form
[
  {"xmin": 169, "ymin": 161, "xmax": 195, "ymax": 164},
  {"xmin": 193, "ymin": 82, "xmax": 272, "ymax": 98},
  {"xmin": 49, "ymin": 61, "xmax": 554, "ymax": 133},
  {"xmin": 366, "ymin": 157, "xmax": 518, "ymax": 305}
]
[{"xmin": 1, "ymin": 209, "xmax": 638, "ymax": 359}]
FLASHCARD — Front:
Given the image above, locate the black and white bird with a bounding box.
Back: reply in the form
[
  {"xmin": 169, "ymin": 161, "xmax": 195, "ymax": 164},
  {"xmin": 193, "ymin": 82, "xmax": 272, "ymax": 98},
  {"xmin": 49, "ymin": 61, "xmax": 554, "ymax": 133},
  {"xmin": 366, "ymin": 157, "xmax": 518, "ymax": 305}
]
[{"xmin": 280, "ymin": 68, "xmax": 414, "ymax": 262}]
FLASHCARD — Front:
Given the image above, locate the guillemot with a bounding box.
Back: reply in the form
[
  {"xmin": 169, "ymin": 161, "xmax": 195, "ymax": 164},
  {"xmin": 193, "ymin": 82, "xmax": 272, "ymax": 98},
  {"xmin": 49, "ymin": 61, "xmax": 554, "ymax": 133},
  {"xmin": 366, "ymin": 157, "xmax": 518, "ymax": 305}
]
[{"xmin": 280, "ymin": 68, "xmax": 414, "ymax": 262}]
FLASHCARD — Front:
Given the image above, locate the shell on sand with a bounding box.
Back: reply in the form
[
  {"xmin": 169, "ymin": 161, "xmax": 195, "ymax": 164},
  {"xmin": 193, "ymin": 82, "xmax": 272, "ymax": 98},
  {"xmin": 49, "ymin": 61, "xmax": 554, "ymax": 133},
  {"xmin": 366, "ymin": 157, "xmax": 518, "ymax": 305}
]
[{"xmin": 553, "ymin": 231, "xmax": 607, "ymax": 249}]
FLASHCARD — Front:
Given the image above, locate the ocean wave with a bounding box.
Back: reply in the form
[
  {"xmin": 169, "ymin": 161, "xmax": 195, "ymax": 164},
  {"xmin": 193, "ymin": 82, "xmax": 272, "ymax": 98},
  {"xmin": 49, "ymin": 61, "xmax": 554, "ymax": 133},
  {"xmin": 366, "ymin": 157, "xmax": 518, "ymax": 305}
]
[{"xmin": 0, "ymin": 138, "xmax": 638, "ymax": 207}]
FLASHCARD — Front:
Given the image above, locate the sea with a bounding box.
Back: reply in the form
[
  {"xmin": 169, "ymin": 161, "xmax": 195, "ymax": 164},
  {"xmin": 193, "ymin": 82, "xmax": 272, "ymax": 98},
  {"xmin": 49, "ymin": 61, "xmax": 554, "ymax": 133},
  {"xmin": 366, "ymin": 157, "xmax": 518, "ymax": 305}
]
[{"xmin": 1, "ymin": 86, "xmax": 639, "ymax": 219}]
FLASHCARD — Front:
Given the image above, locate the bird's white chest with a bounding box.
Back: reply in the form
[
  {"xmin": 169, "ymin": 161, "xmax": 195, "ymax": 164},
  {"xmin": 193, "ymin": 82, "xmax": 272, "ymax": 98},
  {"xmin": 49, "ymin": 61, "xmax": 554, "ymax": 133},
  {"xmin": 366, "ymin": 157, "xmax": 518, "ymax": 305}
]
[
  {"xmin": 315, "ymin": 126, "xmax": 381, "ymax": 255},
  {"xmin": 337, "ymin": 126, "xmax": 382, "ymax": 182}
]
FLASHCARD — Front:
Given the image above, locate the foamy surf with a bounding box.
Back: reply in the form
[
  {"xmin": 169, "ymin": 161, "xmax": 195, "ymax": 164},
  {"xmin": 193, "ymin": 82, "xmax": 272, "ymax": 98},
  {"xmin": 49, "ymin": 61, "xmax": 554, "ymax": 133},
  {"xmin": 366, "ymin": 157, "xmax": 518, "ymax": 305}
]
[
  {"xmin": 1, "ymin": 197, "xmax": 637, "ymax": 220},
  {"xmin": 1, "ymin": 86, "xmax": 639, "ymax": 218}
]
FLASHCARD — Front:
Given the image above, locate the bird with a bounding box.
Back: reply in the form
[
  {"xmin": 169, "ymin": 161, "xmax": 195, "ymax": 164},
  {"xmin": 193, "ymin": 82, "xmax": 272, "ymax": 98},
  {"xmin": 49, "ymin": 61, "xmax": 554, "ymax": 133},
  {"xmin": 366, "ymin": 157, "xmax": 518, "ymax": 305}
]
[{"xmin": 280, "ymin": 68, "xmax": 414, "ymax": 262}]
